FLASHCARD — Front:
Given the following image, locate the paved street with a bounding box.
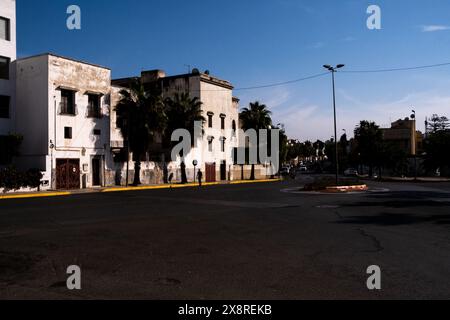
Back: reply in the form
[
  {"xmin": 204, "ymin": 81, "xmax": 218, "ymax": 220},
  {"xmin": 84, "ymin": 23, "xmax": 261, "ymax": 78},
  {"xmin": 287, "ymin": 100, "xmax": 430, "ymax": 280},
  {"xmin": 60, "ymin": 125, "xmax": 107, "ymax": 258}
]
[{"xmin": 1, "ymin": 177, "xmax": 450, "ymax": 299}]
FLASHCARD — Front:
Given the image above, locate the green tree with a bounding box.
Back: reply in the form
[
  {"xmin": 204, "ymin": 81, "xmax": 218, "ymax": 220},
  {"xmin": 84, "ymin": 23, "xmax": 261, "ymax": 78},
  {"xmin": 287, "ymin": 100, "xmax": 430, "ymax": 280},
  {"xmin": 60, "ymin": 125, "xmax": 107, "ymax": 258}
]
[
  {"xmin": 427, "ymin": 114, "xmax": 450, "ymax": 134},
  {"xmin": 424, "ymin": 130, "xmax": 450, "ymax": 176},
  {"xmin": 165, "ymin": 93, "xmax": 205, "ymax": 184},
  {"xmin": 354, "ymin": 120, "xmax": 383, "ymax": 177},
  {"xmin": 239, "ymin": 101, "xmax": 273, "ymax": 180},
  {"xmin": 116, "ymin": 80, "xmax": 167, "ymax": 185}
]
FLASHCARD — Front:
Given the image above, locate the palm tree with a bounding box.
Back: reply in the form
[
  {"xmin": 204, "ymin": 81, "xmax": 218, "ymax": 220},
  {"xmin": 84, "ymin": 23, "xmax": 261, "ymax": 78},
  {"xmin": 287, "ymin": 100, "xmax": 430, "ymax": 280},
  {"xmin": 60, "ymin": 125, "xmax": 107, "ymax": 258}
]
[
  {"xmin": 116, "ymin": 80, "xmax": 167, "ymax": 186},
  {"xmin": 239, "ymin": 101, "xmax": 273, "ymax": 180},
  {"xmin": 165, "ymin": 92, "xmax": 205, "ymax": 184}
]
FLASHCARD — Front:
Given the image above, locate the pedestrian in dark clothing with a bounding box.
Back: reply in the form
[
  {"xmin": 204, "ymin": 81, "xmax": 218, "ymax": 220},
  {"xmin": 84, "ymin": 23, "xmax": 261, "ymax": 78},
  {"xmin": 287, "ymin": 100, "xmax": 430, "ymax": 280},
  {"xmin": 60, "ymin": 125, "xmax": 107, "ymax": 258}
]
[{"xmin": 197, "ymin": 169, "xmax": 203, "ymax": 187}]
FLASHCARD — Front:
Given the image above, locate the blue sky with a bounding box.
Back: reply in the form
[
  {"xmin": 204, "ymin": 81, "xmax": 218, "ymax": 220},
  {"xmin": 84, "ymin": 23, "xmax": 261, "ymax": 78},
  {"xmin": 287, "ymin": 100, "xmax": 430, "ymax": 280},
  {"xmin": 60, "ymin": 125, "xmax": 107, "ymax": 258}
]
[{"xmin": 17, "ymin": 0, "xmax": 450, "ymax": 140}]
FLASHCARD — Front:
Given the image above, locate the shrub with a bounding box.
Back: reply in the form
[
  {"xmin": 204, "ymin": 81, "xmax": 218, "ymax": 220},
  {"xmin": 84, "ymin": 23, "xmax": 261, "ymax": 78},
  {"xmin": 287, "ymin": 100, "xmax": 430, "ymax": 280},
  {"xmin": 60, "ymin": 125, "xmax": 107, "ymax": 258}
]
[{"xmin": 0, "ymin": 167, "xmax": 43, "ymax": 193}]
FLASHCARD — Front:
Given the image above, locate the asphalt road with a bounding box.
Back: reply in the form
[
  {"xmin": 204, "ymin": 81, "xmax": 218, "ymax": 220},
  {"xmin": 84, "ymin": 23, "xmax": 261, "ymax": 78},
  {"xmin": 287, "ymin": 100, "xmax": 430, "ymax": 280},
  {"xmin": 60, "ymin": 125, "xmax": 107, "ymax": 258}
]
[{"xmin": 1, "ymin": 177, "xmax": 450, "ymax": 299}]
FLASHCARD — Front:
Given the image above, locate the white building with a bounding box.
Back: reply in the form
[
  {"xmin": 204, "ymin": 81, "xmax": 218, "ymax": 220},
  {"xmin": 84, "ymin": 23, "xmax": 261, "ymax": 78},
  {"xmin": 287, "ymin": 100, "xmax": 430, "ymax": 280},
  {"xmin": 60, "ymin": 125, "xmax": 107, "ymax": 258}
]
[
  {"xmin": 112, "ymin": 69, "xmax": 242, "ymax": 183},
  {"xmin": 0, "ymin": 0, "xmax": 16, "ymax": 139},
  {"xmin": 15, "ymin": 53, "xmax": 112, "ymax": 189}
]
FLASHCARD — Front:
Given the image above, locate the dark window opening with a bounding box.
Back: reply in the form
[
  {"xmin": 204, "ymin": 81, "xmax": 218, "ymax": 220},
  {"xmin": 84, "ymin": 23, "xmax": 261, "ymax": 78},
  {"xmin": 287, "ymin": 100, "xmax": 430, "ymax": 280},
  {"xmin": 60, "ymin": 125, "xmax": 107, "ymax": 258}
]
[
  {"xmin": 220, "ymin": 115, "xmax": 226, "ymax": 130},
  {"xmin": 87, "ymin": 94, "xmax": 102, "ymax": 118},
  {"xmin": 64, "ymin": 127, "xmax": 72, "ymax": 139},
  {"xmin": 0, "ymin": 17, "xmax": 10, "ymax": 41},
  {"xmin": 60, "ymin": 89, "xmax": 77, "ymax": 115},
  {"xmin": 0, "ymin": 56, "xmax": 10, "ymax": 80},
  {"xmin": 0, "ymin": 95, "xmax": 10, "ymax": 118},
  {"xmin": 93, "ymin": 129, "xmax": 101, "ymax": 136},
  {"xmin": 221, "ymin": 137, "xmax": 226, "ymax": 152},
  {"xmin": 208, "ymin": 113, "xmax": 213, "ymax": 128}
]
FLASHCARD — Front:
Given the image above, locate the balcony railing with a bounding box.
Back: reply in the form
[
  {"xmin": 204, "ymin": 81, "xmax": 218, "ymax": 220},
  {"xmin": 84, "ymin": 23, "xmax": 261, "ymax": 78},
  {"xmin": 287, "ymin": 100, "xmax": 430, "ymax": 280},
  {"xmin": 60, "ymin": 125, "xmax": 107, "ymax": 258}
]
[
  {"xmin": 59, "ymin": 102, "xmax": 77, "ymax": 116},
  {"xmin": 86, "ymin": 105, "xmax": 102, "ymax": 118}
]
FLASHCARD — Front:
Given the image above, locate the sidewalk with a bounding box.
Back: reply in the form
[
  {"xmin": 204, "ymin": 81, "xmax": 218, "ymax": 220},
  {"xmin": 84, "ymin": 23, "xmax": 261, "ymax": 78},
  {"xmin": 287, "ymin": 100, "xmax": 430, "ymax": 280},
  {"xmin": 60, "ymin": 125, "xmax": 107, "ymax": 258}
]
[{"xmin": 0, "ymin": 179, "xmax": 282, "ymax": 200}]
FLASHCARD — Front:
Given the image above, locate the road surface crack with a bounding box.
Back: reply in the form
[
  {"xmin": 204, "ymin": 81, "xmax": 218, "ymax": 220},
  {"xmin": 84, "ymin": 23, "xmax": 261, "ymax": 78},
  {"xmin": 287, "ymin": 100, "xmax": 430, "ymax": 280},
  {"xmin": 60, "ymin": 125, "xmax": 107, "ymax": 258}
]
[{"xmin": 357, "ymin": 228, "xmax": 384, "ymax": 253}]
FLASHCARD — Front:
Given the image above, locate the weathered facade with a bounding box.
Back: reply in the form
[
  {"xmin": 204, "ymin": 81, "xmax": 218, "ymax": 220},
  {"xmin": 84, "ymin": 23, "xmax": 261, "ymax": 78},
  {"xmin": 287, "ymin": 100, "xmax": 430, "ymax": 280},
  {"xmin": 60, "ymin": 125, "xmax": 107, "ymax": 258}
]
[
  {"xmin": 15, "ymin": 54, "xmax": 112, "ymax": 189},
  {"xmin": 112, "ymin": 69, "xmax": 246, "ymax": 183}
]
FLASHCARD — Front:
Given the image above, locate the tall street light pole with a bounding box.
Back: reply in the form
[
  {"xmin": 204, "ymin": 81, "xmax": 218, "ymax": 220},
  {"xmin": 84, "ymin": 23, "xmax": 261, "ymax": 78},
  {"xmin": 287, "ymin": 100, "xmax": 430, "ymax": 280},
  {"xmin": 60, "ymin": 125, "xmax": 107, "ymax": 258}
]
[{"xmin": 323, "ymin": 64, "xmax": 345, "ymax": 186}]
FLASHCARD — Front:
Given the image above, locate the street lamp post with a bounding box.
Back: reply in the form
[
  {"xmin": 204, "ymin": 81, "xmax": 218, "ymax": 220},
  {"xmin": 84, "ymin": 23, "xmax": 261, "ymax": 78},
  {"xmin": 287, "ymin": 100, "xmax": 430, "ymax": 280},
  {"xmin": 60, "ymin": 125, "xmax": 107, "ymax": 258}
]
[
  {"xmin": 411, "ymin": 109, "xmax": 417, "ymax": 180},
  {"xmin": 323, "ymin": 64, "xmax": 345, "ymax": 186}
]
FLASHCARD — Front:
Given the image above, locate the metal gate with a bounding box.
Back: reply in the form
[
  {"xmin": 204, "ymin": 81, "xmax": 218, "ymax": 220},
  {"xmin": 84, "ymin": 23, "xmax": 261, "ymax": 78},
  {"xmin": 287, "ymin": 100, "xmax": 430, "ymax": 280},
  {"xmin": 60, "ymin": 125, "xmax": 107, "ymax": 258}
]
[{"xmin": 56, "ymin": 159, "xmax": 80, "ymax": 190}]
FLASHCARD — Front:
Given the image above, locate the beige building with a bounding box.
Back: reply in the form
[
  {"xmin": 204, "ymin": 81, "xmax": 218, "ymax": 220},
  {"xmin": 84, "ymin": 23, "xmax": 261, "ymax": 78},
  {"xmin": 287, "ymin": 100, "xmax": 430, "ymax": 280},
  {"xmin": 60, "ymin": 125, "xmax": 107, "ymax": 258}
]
[{"xmin": 381, "ymin": 118, "xmax": 423, "ymax": 155}]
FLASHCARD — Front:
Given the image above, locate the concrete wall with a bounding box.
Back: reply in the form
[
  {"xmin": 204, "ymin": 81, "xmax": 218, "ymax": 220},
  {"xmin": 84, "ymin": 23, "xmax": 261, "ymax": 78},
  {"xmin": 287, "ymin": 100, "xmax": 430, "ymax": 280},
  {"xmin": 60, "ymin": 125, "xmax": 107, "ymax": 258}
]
[
  {"xmin": 0, "ymin": 0, "xmax": 16, "ymax": 135},
  {"xmin": 15, "ymin": 55, "xmax": 49, "ymax": 169}
]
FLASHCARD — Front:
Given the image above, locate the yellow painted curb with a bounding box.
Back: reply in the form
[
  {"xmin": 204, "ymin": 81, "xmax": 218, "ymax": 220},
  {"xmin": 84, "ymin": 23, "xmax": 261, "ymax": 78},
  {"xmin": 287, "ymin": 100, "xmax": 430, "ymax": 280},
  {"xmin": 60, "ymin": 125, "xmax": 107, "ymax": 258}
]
[
  {"xmin": 102, "ymin": 182, "xmax": 220, "ymax": 193},
  {"xmin": 230, "ymin": 179, "xmax": 281, "ymax": 185},
  {"xmin": 0, "ymin": 192, "xmax": 71, "ymax": 200},
  {"xmin": 0, "ymin": 179, "xmax": 282, "ymax": 199}
]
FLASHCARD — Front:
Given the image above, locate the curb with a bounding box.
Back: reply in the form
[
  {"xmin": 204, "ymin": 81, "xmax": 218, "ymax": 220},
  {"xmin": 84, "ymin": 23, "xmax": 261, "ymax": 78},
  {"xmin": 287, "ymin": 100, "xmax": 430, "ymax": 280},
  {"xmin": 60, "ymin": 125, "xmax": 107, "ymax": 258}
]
[
  {"xmin": 325, "ymin": 185, "xmax": 368, "ymax": 193},
  {"xmin": 0, "ymin": 192, "xmax": 71, "ymax": 200},
  {"xmin": 0, "ymin": 179, "xmax": 282, "ymax": 200}
]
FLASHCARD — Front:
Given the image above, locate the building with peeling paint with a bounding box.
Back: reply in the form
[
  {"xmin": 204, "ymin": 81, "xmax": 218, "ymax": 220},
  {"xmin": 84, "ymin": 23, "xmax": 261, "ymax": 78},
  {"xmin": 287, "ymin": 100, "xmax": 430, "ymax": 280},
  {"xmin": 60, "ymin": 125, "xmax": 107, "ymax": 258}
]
[{"xmin": 15, "ymin": 54, "xmax": 112, "ymax": 189}]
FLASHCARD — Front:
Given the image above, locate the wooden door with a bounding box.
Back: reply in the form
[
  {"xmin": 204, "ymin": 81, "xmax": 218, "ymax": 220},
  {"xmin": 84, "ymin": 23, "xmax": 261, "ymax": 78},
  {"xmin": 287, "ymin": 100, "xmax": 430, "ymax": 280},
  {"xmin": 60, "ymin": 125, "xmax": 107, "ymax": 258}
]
[
  {"xmin": 92, "ymin": 158, "xmax": 101, "ymax": 186},
  {"xmin": 205, "ymin": 163, "xmax": 216, "ymax": 183},
  {"xmin": 56, "ymin": 159, "xmax": 80, "ymax": 190}
]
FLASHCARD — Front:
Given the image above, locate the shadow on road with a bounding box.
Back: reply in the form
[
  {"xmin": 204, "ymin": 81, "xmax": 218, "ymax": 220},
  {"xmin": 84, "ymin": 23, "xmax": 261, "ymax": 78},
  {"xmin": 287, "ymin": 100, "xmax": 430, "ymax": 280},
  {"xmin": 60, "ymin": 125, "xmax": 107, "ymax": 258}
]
[{"xmin": 335, "ymin": 212, "xmax": 450, "ymax": 226}]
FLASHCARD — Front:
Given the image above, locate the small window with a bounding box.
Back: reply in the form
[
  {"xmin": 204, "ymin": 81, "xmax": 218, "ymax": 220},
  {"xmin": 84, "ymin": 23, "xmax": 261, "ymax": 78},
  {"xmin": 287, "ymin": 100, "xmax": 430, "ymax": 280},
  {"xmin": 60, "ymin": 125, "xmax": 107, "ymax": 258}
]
[
  {"xmin": 93, "ymin": 129, "xmax": 101, "ymax": 136},
  {"xmin": 0, "ymin": 17, "xmax": 10, "ymax": 41},
  {"xmin": 220, "ymin": 137, "xmax": 226, "ymax": 152},
  {"xmin": 0, "ymin": 95, "xmax": 10, "ymax": 118},
  {"xmin": 232, "ymin": 120, "xmax": 237, "ymax": 136},
  {"xmin": 208, "ymin": 137, "xmax": 214, "ymax": 152},
  {"xmin": 64, "ymin": 127, "xmax": 72, "ymax": 139},
  {"xmin": 207, "ymin": 112, "xmax": 213, "ymax": 128},
  {"xmin": 220, "ymin": 115, "xmax": 226, "ymax": 130},
  {"xmin": 0, "ymin": 56, "xmax": 10, "ymax": 80}
]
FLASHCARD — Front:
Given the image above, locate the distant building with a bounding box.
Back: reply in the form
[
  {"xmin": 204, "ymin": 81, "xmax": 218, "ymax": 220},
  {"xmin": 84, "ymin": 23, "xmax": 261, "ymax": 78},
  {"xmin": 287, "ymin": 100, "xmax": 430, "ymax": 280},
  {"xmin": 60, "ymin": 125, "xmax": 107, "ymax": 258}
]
[
  {"xmin": 381, "ymin": 118, "xmax": 423, "ymax": 155},
  {"xmin": 15, "ymin": 54, "xmax": 112, "ymax": 189}
]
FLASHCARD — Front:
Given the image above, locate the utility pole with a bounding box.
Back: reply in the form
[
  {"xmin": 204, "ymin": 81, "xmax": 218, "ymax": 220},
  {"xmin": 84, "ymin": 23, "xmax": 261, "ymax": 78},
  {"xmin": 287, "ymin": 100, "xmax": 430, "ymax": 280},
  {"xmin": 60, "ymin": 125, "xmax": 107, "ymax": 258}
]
[
  {"xmin": 323, "ymin": 64, "xmax": 345, "ymax": 186},
  {"xmin": 411, "ymin": 109, "xmax": 417, "ymax": 181}
]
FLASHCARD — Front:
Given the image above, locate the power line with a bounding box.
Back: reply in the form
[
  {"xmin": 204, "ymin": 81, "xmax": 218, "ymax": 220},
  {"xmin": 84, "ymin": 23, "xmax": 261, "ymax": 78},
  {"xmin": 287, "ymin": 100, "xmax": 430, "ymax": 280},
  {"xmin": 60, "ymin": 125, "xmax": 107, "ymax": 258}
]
[
  {"xmin": 341, "ymin": 62, "xmax": 450, "ymax": 73},
  {"xmin": 234, "ymin": 72, "xmax": 329, "ymax": 91}
]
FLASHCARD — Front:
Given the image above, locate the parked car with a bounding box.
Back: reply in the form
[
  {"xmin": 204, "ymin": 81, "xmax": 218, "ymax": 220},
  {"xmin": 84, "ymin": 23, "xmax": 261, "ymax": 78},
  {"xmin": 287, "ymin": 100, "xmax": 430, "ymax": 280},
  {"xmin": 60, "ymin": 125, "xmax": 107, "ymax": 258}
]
[
  {"xmin": 344, "ymin": 168, "xmax": 358, "ymax": 177},
  {"xmin": 299, "ymin": 165, "xmax": 308, "ymax": 172}
]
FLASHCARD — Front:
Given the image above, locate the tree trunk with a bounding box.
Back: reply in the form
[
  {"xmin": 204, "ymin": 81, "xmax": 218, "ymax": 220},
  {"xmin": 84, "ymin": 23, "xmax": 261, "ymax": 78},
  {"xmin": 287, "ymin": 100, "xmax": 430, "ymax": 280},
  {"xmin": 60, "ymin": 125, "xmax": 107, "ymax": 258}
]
[
  {"xmin": 250, "ymin": 164, "xmax": 255, "ymax": 180},
  {"xmin": 133, "ymin": 160, "xmax": 141, "ymax": 186}
]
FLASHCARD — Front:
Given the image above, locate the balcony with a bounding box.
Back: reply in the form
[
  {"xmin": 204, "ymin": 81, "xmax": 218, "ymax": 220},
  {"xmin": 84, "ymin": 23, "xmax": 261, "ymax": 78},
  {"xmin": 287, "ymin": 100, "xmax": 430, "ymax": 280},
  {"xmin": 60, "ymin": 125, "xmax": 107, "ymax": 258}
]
[
  {"xmin": 58, "ymin": 102, "xmax": 77, "ymax": 116},
  {"xmin": 86, "ymin": 105, "xmax": 102, "ymax": 118}
]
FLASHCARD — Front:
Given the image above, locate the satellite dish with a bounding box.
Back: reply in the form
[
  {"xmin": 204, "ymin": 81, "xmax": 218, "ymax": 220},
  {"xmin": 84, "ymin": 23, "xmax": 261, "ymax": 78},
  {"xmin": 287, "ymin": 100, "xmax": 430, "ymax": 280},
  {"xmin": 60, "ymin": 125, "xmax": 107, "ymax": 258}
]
[{"xmin": 204, "ymin": 70, "xmax": 210, "ymax": 75}]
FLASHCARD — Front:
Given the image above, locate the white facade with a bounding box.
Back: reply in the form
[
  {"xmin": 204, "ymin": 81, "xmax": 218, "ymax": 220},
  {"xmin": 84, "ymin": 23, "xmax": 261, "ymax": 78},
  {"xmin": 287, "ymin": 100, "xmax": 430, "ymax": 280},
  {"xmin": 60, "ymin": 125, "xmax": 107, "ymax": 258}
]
[
  {"xmin": 111, "ymin": 70, "xmax": 242, "ymax": 183},
  {"xmin": 15, "ymin": 54, "xmax": 111, "ymax": 189},
  {"xmin": 0, "ymin": 0, "xmax": 16, "ymax": 135}
]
